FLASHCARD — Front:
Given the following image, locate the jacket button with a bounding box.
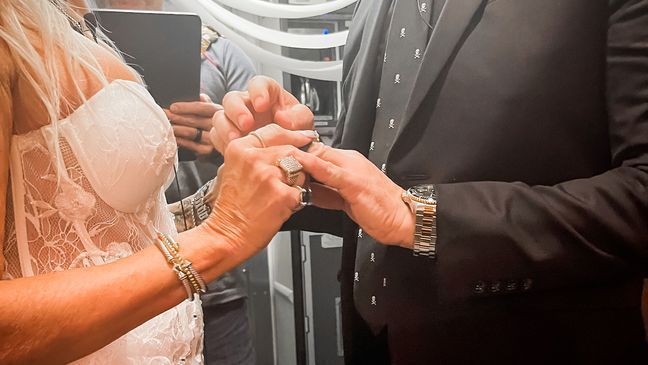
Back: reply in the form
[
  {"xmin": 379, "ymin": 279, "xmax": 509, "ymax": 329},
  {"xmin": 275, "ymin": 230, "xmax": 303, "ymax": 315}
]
[
  {"xmin": 505, "ymin": 280, "xmax": 518, "ymax": 292},
  {"xmin": 489, "ymin": 281, "xmax": 502, "ymax": 293},
  {"xmin": 473, "ymin": 281, "xmax": 486, "ymax": 294},
  {"xmin": 522, "ymin": 278, "xmax": 533, "ymax": 291}
]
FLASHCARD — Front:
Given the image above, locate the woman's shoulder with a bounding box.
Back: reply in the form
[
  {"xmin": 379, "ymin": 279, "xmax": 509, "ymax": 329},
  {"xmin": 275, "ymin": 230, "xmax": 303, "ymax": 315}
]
[{"xmin": 73, "ymin": 33, "xmax": 140, "ymax": 97}]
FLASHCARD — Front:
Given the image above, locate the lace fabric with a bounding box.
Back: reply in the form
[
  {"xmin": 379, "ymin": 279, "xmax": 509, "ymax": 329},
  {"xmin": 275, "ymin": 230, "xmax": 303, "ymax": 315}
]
[{"xmin": 3, "ymin": 80, "xmax": 204, "ymax": 364}]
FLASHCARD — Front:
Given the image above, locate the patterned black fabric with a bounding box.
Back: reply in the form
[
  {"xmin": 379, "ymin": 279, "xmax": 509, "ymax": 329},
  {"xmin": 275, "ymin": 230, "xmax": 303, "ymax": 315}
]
[{"xmin": 354, "ymin": 0, "xmax": 433, "ymax": 334}]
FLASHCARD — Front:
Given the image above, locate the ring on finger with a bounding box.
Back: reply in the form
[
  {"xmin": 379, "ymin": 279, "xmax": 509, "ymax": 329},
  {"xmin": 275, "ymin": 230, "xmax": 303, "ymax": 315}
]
[
  {"xmin": 277, "ymin": 156, "xmax": 304, "ymax": 186},
  {"xmin": 192, "ymin": 127, "xmax": 203, "ymax": 143},
  {"xmin": 249, "ymin": 131, "xmax": 266, "ymax": 148},
  {"xmin": 292, "ymin": 186, "xmax": 312, "ymax": 212}
]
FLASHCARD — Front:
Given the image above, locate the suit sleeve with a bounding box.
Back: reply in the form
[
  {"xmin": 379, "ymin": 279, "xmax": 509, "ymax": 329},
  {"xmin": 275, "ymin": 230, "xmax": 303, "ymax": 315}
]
[{"xmin": 434, "ymin": 0, "xmax": 648, "ymax": 302}]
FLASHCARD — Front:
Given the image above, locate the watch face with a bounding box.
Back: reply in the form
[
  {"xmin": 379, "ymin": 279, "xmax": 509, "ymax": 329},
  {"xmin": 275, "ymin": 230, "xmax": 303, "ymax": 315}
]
[{"xmin": 410, "ymin": 184, "xmax": 437, "ymax": 202}]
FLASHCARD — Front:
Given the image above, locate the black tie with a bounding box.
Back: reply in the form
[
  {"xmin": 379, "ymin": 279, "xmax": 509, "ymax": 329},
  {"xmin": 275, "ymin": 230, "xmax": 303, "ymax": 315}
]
[{"xmin": 354, "ymin": 0, "xmax": 434, "ymax": 335}]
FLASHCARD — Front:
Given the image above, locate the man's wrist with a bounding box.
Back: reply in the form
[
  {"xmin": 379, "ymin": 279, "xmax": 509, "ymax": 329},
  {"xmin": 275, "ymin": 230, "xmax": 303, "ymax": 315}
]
[
  {"xmin": 398, "ymin": 200, "xmax": 416, "ymax": 249},
  {"xmin": 168, "ymin": 180, "xmax": 215, "ymax": 232},
  {"xmin": 401, "ymin": 185, "xmax": 438, "ymax": 258}
]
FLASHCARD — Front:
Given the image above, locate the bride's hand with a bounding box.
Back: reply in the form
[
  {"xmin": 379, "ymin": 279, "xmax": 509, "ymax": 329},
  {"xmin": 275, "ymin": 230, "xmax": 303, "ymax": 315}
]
[{"xmin": 201, "ymin": 124, "xmax": 317, "ymax": 259}]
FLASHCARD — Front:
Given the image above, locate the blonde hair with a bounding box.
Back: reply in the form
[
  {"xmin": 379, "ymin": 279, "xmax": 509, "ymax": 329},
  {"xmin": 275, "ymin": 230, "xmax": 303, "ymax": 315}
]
[{"xmin": 0, "ymin": 0, "xmax": 120, "ymax": 126}]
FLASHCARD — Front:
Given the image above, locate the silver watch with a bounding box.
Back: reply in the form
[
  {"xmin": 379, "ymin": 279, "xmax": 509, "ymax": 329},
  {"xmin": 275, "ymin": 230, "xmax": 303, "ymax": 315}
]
[
  {"xmin": 169, "ymin": 180, "xmax": 214, "ymax": 232},
  {"xmin": 401, "ymin": 184, "xmax": 438, "ymax": 258}
]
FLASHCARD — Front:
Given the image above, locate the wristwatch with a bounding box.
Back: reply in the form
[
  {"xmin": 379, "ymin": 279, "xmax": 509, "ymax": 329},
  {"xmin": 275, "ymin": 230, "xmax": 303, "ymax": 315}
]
[
  {"xmin": 401, "ymin": 184, "xmax": 438, "ymax": 258},
  {"xmin": 169, "ymin": 180, "xmax": 214, "ymax": 233}
]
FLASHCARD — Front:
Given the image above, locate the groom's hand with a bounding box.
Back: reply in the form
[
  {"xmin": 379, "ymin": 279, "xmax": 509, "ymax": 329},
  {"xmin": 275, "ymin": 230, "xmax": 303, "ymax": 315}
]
[
  {"xmin": 210, "ymin": 76, "xmax": 314, "ymax": 154},
  {"xmin": 296, "ymin": 143, "xmax": 415, "ymax": 249}
]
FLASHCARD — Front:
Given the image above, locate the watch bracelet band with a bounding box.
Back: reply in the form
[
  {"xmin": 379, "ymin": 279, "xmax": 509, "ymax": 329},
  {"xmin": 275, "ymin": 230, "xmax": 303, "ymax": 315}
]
[
  {"xmin": 414, "ymin": 204, "xmax": 437, "ymax": 258},
  {"xmin": 170, "ymin": 180, "xmax": 214, "ymax": 232}
]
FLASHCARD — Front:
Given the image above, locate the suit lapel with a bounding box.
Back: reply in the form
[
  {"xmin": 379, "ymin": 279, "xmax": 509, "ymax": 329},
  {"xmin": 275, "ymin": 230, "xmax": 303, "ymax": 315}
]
[{"xmin": 393, "ymin": 0, "xmax": 486, "ymax": 144}]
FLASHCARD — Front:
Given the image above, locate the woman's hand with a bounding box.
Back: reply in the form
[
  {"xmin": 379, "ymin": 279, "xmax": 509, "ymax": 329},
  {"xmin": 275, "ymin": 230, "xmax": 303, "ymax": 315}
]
[
  {"xmin": 210, "ymin": 76, "xmax": 314, "ymax": 154},
  {"xmin": 298, "ymin": 143, "xmax": 415, "ymax": 249},
  {"xmin": 166, "ymin": 94, "xmax": 222, "ymax": 159},
  {"xmin": 201, "ymin": 124, "xmax": 317, "ymax": 259}
]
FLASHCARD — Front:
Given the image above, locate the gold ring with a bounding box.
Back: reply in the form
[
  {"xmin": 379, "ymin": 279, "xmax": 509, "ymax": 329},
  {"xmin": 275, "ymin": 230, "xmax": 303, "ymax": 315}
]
[
  {"xmin": 249, "ymin": 131, "xmax": 266, "ymax": 148},
  {"xmin": 277, "ymin": 156, "xmax": 303, "ymax": 186}
]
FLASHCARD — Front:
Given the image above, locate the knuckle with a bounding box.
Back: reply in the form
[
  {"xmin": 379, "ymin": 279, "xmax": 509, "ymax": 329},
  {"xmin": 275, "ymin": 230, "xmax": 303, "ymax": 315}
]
[
  {"xmin": 283, "ymin": 145, "xmax": 299, "ymax": 155},
  {"xmin": 323, "ymin": 161, "xmax": 336, "ymax": 176},
  {"xmin": 348, "ymin": 150, "xmax": 364, "ymax": 160},
  {"xmin": 264, "ymin": 123, "xmax": 281, "ymax": 134},
  {"xmin": 318, "ymin": 144, "xmax": 333, "ymax": 157},
  {"xmin": 242, "ymin": 146, "xmax": 257, "ymax": 161},
  {"xmin": 278, "ymin": 188, "xmax": 295, "ymax": 203},
  {"xmin": 258, "ymin": 166, "xmax": 276, "ymax": 183},
  {"xmin": 225, "ymin": 138, "xmax": 244, "ymax": 157}
]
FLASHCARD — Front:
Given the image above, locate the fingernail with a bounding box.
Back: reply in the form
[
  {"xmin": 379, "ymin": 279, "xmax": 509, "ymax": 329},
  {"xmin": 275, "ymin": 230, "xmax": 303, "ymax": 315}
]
[
  {"xmin": 170, "ymin": 104, "xmax": 177, "ymax": 112},
  {"xmin": 254, "ymin": 97, "xmax": 264, "ymax": 110},
  {"xmin": 297, "ymin": 130, "xmax": 320, "ymax": 140},
  {"xmin": 238, "ymin": 116, "xmax": 249, "ymax": 130}
]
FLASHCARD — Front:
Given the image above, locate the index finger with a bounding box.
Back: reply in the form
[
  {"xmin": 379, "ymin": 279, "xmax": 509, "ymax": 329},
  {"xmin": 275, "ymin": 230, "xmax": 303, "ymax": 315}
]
[
  {"xmin": 294, "ymin": 151, "xmax": 357, "ymax": 193},
  {"xmin": 238, "ymin": 124, "xmax": 319, "ymax": 149},
  {"xmin": 248, "ymin": 76, "xmax": 285, "ymax": 112},
  {"xmin": 170, "ymin": 101, "xmax": 222, "ymax": 117},
  {"xmin": 222, "ymin": 90, "xmax": 255, "ymax": 132},
  {"xmin": 306, "ymin": 142, "xmax": 349, "ymax": 167}
]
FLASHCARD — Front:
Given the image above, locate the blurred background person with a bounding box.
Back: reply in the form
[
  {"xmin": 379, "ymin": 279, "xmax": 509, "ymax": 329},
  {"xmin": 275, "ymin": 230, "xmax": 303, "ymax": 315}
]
[{"xmin": 93, "ymin": 1, "xmax": 257, "ymax": 363}]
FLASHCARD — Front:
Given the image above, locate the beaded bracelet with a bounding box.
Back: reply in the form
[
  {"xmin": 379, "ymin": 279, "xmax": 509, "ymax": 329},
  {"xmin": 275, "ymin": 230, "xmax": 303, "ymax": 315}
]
[{"xmin": 155, "ymin": 230, "xmax": 207, "ymax": 301}]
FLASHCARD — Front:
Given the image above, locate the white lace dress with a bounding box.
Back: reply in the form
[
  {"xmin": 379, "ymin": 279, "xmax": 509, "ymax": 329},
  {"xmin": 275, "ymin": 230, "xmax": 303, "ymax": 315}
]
[{"xmin": 2, "ymin": 80, "xmax": 204, "ymax": 364}]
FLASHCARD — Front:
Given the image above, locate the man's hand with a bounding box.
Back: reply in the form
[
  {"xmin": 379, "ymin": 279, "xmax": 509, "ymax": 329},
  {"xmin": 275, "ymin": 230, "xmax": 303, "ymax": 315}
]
[
  {"xmin": 211, "ymin": 76, "xmax": 314, "ymax": 154},
  {"xmin": 167, "ymin": 94, "xmax": 222, "ymax": 159},
  {"xmin": 297, "ymin": 143, "xmax": 415, "ymax": 249}
]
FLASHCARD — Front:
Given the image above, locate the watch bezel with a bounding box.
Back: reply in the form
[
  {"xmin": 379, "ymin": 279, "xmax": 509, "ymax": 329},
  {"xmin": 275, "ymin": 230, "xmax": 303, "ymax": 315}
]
[{"xmin": 407, "ymin": 184, "xmax": 437, "ymax": 205}]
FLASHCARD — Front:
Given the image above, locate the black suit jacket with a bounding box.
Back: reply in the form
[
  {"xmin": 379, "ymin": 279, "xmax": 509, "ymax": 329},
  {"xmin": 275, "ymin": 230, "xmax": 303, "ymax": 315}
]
[{"xmin": 290, "ymin": 0, "xmax": 648, "ymax": 363}]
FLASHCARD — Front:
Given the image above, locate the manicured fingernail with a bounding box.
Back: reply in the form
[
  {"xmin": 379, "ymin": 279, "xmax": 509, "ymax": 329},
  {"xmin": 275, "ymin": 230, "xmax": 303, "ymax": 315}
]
[{"xmin": 297, "ymin": 130, "xmax": 319, "ymax": 139}]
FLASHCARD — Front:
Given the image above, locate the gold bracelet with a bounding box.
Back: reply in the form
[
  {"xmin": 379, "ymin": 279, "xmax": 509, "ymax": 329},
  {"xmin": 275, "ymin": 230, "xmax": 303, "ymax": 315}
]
[
  {"xmin": 154, "ymin": 234, "xmax": 194, "ymax": 300},
  {"xmin": 158, "ymin": 232, "xmax": 205, "ymax": 295},
  {"xmin": 154, "ymin": 231, "xmax": 207, "ymax": 300},
  {"xmin": 156, "ymin": 231, "xmax": 207, "ymax": 297}
]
